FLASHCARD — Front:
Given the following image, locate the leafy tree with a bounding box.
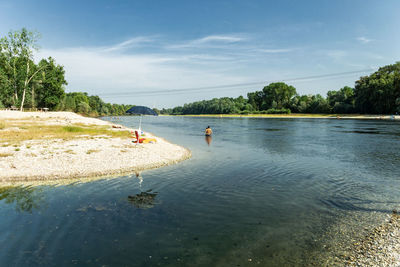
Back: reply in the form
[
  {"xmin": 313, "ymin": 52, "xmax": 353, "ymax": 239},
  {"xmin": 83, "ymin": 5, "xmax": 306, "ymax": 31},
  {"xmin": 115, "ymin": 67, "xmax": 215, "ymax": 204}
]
[
  {"xmin": 247, "ymin": 91, "xmax": 264, "ymax": 110},
  {"xmin": 34, "ymin": 57, "xmax": 67, "ymax": 109},
  {"xmin": 77, "ymin": 102, "xmax": 90, "ymax": 114},
  {"xmin": 354, "ymin": 62, "xmax": 400, "ymax": 114},
  {"xmin": 262, "ymin": 82, "xmax": 297, "ymax": 109},
  {"xmin": 64, "ymin": 95, "xmax": 76, "ymax": 111},
  {"xmin": 0, "ymin": 28, "xmax": 44, "ymax": 110}
]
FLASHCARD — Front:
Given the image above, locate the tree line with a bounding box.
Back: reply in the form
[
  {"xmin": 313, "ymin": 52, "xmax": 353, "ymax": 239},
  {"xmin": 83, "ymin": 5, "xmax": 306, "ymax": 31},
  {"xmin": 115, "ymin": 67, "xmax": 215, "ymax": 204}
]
[
  {"xmin": 160, "ymin": 62, "xmax": 400, "ymax": 115},
  {"xmin": 0, "ymin": 28, "xmax": 131, "ymax": 116}
]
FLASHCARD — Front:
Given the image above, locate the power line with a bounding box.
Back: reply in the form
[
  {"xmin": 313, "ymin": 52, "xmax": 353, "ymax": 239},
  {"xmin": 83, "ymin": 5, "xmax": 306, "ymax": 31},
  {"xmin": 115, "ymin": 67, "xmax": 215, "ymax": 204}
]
[{"xmin": 97, "ymin": 68, "xmax": 374, "ymax": 97}]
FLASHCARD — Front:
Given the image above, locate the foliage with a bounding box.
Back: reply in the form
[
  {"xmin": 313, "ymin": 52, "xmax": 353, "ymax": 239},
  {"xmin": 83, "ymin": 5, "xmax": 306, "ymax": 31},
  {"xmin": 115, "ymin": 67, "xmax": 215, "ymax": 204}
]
[
  {"xmin": 0, "ymin": 28, "xmax": 132, "ymax": 117},
  {"xmin": 163, "ymin": 63, "xmax": 400, "ymax": 115},
  {"xmin": 77, "ymin": 101, "xmax": 90, "ymax": 114},
  {"xmin": 34, "ymin": 57, "xmax": 67, "ymax": 109},
  {"xmin": 262, "ymin": 82, "xmax": 297, "ymax": 109},
  {"xmin": 354, "ymin": 62, "xmax": 400, "ymax": 114},
  {"xmin": 264, "ymin": 108, "xmax": 291, "ymax": 114}
]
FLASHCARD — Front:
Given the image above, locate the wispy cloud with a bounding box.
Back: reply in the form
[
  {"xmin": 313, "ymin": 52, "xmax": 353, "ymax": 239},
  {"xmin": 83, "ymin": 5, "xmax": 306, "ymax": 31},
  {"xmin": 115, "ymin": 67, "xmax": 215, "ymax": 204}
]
[
  {"xmin": 34, "ymin": 34, "xmax": 382, "ymax": 107},
  {"xmin": 36, "ymin": 41, "xmax": 249, "ymax": 100},
  {"xmin": 255, "ymin": 48, "xmax": 294, "ymax": 53},
  {"xmin": 356, "ymin": 36, "xmax": 373, "ymax": 44},
  {"xmin": 195, "ymin": 35, "xmax": 244, "ymax": 44},
  {"xmin": 102, "ymin": 36, "xmax": 154, "ymax": 52},
  {"xmin": 167, "ymin": 34, "xmax": 246, "ymax": 49}
]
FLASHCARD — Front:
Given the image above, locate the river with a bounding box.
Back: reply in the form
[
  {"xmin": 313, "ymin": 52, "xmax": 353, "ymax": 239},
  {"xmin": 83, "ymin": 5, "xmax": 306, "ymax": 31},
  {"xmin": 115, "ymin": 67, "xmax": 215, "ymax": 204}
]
[{"xmin": 1, "ymin": 116, "xmax": 400, "ymax": 266}]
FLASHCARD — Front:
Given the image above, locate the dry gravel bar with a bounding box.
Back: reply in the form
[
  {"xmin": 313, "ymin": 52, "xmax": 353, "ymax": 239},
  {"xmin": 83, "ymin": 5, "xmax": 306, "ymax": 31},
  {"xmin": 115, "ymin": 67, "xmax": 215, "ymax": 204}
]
[
  {"xmin": 0, "ymin": 111, "xmax": 191, "ymax": 183},
  {"xmin": 343, "ymin": 211, "xmax": 400, "ymax": 267}
]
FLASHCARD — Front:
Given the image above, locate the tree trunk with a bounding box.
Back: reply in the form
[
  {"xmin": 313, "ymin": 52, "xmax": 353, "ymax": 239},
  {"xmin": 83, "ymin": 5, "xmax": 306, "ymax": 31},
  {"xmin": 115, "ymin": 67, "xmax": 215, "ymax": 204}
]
[
  {"xmin": 20, "ymin": 60, "xmax": 30, "ymax": 111},
  {"xmin": 13, "ymin": 61, "xmax": 18, "ymax": 105},
  {"xmin": 31, "ymin": 84, "xmax": 35, "ymax": 110}
]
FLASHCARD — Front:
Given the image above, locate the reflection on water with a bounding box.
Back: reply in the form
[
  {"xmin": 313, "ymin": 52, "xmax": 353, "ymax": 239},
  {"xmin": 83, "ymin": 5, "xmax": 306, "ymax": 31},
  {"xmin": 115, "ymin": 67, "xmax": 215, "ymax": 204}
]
[
  {"xmin": 205, "ymin": 135, "xmax": 212, "ymax": 146},
  {"xmin": 0, "ymin": 186, "xmax": 44, "ymax": 213},
  {"xmin": 1, "ymin": 117, "xmax": 400, "ymax": 266}
]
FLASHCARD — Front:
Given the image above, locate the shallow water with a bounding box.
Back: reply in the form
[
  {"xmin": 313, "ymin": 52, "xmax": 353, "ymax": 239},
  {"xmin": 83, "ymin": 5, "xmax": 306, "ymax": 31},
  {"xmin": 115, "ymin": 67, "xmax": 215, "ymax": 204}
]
[{"xmin": 1, "ymin": 117, "xmax": 400, "ymax": 266}]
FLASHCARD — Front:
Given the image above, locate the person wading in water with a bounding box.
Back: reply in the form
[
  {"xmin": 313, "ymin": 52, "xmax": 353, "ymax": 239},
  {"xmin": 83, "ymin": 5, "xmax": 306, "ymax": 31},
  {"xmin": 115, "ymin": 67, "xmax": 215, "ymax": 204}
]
[{"xmin": 205, "ymin": 126, "xmax": 212, "ymax": 136}]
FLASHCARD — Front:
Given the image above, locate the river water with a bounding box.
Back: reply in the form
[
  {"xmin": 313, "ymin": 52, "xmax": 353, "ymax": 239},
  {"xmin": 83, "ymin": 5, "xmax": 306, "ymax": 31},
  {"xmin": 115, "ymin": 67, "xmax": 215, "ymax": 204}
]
[{"xmin": 1, "ymin": 116, "xmax": 400, "ymax": 266}]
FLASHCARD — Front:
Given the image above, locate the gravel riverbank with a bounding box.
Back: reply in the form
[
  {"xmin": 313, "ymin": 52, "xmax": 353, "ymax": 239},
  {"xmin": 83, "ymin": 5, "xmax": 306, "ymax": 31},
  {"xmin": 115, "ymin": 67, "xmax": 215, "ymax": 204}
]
[{"xmin": 0, "ymin": 111, "xmax": 191, "ymax": 184}]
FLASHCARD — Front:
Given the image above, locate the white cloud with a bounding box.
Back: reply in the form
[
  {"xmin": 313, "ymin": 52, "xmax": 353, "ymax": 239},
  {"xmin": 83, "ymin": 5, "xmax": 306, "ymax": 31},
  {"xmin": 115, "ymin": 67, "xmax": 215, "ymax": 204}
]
[
  {"xmin": 36, "ymin": 44, "xmax": 249, "ymax": 100},
  {"xmin": 255, "ymin": 48, "xmax": 294, "ymax": 53},
  {"xmin": 167, "ymin": 34, "xmax": 246, "ymax": 49},
  {"xmin": 33, "ymin": 35, "xmax": 383, "ymax": 107},
  {"xmin": 195, "ymin": 35, "xmax": 244, "ymax": 44},
  {"xmin": 356, "ymin": 36, "xmax": 373, "ymax": 44},
  {"xmin": 101, "ymin": 36, "xmax": 154, "ymax": 52}
]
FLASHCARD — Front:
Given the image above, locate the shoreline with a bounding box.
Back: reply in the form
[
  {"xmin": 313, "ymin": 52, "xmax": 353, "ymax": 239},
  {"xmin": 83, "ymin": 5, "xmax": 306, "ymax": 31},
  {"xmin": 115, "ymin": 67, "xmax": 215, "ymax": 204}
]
[
  {"xmin": 161, "ymin": 114, "xmax": 400, "ymax": 120},
  {"xmin": 0, "ymin": 111, "xmax": 191, "ymax": 184}
]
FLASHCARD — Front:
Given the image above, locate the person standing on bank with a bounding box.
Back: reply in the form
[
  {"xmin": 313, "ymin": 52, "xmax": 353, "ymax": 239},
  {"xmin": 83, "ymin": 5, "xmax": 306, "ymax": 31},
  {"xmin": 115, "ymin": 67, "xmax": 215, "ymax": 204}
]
[{"xmin": 205, "ymin": 126, "xmax": 212, "ymax": 136}]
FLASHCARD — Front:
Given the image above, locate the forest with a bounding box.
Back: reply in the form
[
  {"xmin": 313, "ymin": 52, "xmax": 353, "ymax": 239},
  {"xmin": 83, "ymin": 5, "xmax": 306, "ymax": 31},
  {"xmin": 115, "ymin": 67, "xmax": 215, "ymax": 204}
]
[
  {"xmin": 0, "ymin": 28, "xmax": 131, "ymax": 116},
  {"xmin": 160, "ymin": 62, "xmax": 400, "ymax": 115}
]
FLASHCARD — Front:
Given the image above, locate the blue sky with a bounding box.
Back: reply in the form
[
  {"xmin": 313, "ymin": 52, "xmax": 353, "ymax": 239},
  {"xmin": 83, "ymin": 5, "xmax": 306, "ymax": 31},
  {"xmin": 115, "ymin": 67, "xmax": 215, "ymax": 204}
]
[{"xmin": 0, "ymin": 0, "xmax": 399, "ymax": 108}]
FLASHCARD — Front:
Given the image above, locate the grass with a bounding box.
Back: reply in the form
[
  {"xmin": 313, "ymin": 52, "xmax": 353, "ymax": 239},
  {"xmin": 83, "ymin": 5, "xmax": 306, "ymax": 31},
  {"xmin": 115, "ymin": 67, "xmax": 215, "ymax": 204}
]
[
  {"xmin": 0, "ymin": 152, "xmax": 13, "ymax": 157},
  {"xmin": 0, "ymin": 121, "xmax": 130, "ymax": 145},
  {"xmin": 62, "ymin": 126, "xmax": 85, "ymax": 132},
  {"xmin": 86, "ymin": 149, "xmax": 100, "ymax": 154},
  {"xmin": 0, "ymin": 121, "xmax": 5, "ymax": 130}
]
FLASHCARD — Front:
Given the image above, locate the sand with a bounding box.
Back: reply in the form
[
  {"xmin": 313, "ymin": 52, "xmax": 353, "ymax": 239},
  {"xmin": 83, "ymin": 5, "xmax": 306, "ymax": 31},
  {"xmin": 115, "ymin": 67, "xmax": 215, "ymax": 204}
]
[{"xmin": 0, "ymin": 111, "xmax": 191, "ymax": 184}]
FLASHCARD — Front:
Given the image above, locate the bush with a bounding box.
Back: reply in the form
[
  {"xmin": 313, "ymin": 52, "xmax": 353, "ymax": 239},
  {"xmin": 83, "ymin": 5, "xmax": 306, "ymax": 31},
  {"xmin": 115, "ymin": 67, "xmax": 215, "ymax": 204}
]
[
  {"xmin": 239, "ymin": 110, "xmax": 250, "ymax": 115},
  {"xmin": 77, "ymin": 102, "xmax": 90, "ymax": 114},
  {"xmin": 89, "ymin": 110, "xmax": 99, "ymax": 117},
  {"xmin": 264, "ymin": 108, "xmax": 291, "ymax": 114}
]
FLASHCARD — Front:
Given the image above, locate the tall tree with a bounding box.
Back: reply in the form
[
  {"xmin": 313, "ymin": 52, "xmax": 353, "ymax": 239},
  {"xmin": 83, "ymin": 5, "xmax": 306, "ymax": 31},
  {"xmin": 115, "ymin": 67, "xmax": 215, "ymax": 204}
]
[
  {"xmin": 262, "ymin": 82, "xmax": 297, "ymax": 109},
  {"xmin": 0, "ymin": 28, "xmax": 44, "ymax": 110},
  {"xmin": 35, "ymin": 57, "xmax": 67, "ymax": 109},
  {"xmin": 354, "ymin": 62, "xmax": 400, "ymax": 114}
]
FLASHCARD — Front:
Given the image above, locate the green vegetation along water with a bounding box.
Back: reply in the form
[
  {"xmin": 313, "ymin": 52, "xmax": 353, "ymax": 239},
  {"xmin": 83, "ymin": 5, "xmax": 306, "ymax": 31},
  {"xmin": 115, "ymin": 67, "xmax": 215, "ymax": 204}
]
[{"xmin": 1, "ymin": 116, "xmax": 400, "ymax": 266}]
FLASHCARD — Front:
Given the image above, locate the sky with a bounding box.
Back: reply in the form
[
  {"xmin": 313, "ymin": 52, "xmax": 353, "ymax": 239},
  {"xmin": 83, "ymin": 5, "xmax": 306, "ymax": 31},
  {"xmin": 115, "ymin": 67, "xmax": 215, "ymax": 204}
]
[{"xmin": 0, "ymin": 0, "xmax": 399, "ymax": 108}]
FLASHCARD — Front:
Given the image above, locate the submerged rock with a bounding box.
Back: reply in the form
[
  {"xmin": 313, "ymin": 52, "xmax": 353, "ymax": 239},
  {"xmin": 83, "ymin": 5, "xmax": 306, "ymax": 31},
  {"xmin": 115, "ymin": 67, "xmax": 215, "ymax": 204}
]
[{"xmin": 128, "ymin": 189, "xmax": 158, "ymax": 209}]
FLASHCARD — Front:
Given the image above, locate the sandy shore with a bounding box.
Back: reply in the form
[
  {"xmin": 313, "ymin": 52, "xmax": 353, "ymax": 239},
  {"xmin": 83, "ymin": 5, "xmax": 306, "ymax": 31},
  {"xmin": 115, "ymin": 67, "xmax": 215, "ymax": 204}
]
[{"xmin": 0, "ymin": 111, "xmax": 191, "ymax": 184}]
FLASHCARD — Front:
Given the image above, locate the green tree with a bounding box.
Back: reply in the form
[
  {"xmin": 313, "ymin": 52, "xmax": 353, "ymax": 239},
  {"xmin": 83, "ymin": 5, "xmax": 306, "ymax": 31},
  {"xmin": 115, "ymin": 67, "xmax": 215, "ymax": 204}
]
[
  {"xmin": 247, "ymin": 91, "xmax": 264, "ymax": 110},
  {"xmin": 0, "ymin": 28, "xmax": 45, "ymax": 110},
  {"xmin": 354, "ymin": 62, "xmax": 400, "ymax": 114},
  {"xmin": 64, "ymin": 95, "xmax": 76, "ymax": 111},
  {"xmin": 77, "ymin": 102, "xmax": 90, "ymax": 114},
  {"xmin": 262, "ymin": 82, "xmax": 297, "ymax": 109},
  {"xmin": 34, "ymin": 57, "xmax": 67, "ymax": 110}
]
